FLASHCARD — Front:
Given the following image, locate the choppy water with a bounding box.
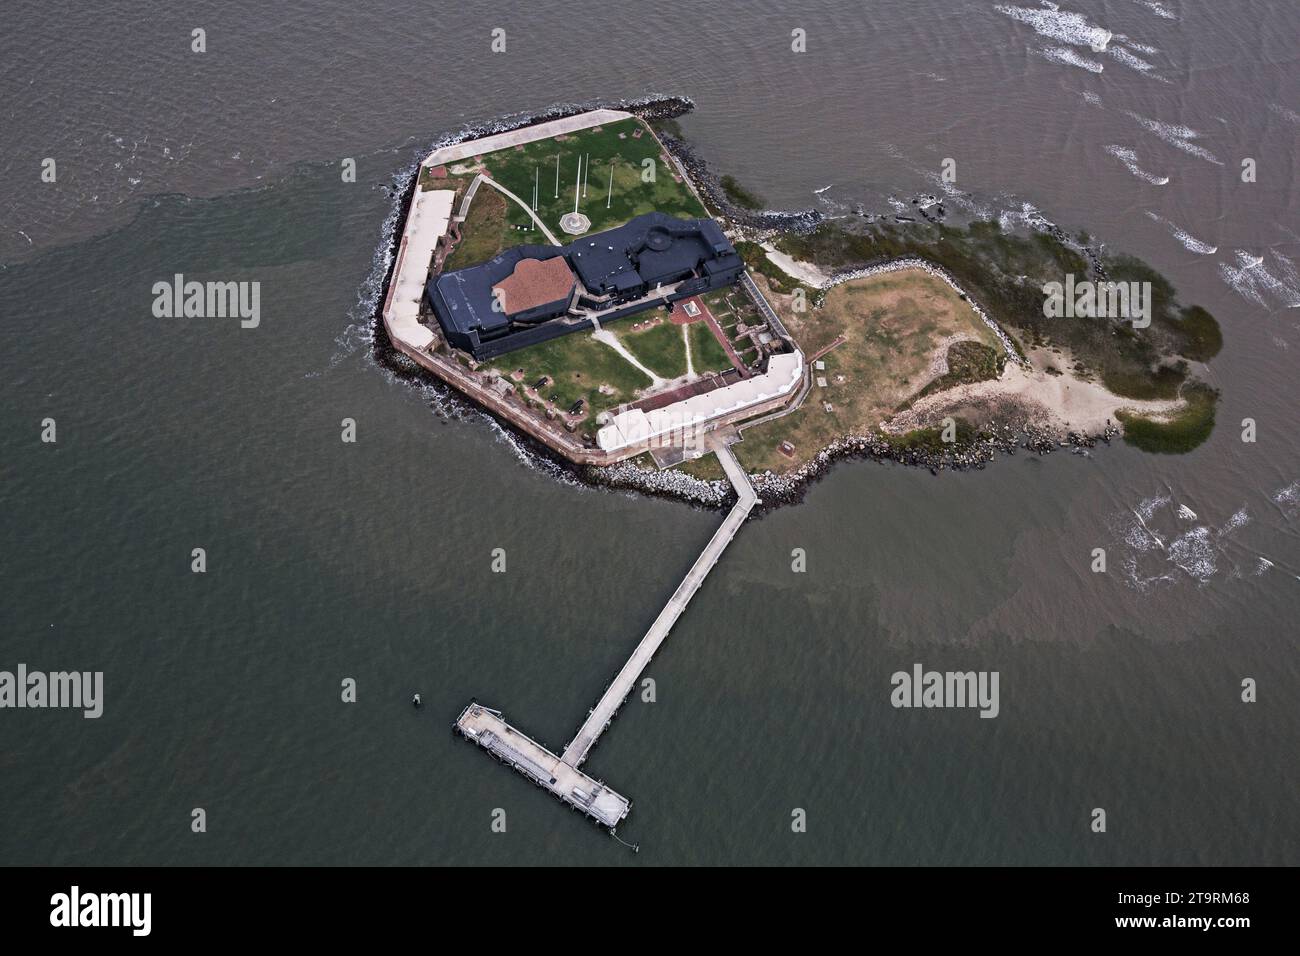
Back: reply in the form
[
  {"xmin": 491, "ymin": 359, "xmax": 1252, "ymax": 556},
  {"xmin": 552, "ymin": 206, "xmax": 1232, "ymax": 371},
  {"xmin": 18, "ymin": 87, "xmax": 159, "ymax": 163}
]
[{"xmin": 1, "ymin": 0, "xmax": 1297, "ymax": 865}]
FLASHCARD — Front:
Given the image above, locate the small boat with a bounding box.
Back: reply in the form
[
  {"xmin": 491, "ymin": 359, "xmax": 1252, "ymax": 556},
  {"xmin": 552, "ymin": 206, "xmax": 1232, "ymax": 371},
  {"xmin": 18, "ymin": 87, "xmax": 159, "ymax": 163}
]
[{"xmin": 412, "ymin": 693, "xmax": 422, "ymax": 708}]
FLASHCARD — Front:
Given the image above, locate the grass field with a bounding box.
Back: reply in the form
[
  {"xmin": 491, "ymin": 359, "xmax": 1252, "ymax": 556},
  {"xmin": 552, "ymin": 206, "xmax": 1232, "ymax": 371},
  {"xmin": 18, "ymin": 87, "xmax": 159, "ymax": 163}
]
[
  {"xmin": 482, "ymin": 314, "xmax": 736, "ymax": 436},
  {"xmin": 675, "ymin": 453, "xmax": 726, "ymax": 481},
  {"xmin": 734, "ymin": 268, "xmax": 1006, "ymax": 473},
  {"xmin": 689, "ymin": 320, "xmax": 732, "ymax": 371},
  {"xmin": 626, "ymin": 321, "xmax": 689, "ymax": 380},
  {"xmin": 442, "ymin": 185, "xmax": 505, "ymax": 271},
  {"xmin": 776, "ymin": 220, "xmax": 1224, "ymax": 401},
  {"xmin": 484, "ymin": 331, "xmax": 650, "ymax": 434},
  {"xmin": 445, "ymin": 117, "xmax": 709, "ymax": 269}
]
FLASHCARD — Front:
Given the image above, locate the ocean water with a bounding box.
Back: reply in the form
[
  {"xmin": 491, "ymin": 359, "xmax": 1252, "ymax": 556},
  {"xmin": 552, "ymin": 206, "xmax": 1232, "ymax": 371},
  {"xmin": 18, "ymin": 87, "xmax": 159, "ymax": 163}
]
[{"xmin": 1, "ymin": 0, "xmax": 1297, "ymax": 865}]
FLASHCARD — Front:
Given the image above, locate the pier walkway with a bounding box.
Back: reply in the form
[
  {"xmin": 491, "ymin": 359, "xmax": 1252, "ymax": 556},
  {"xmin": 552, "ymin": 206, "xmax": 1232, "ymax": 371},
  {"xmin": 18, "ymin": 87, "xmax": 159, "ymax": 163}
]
[
  {"xmin": 454, "ymin": 444, "xmax": 756, "ymax": 828},
  {"xmin": 562, "ymin": 443, "xmax": 755, "ymax": 767}
]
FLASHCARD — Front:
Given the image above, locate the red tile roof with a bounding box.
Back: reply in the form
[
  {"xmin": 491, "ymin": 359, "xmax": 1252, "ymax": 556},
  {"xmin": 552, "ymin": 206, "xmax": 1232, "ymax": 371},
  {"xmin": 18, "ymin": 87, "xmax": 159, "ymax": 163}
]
[{"xmin": 492, "ymin": 257, "xmax": 576, "ymax": 315}]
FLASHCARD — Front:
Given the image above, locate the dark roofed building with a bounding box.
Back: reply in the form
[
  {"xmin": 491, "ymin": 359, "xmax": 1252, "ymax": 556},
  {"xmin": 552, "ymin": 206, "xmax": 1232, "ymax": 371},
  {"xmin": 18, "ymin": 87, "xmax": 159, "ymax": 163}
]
[
  {"xmin": 428, "ymin": 244, "xmax": 572, "ymax": 356},
  {"xmin": 568, "ymin": 212, "xmax": 742, "ymax": 305},
  {"xmin": 427, "ymin": 213, "xmax": 744, "ymax": 360}
]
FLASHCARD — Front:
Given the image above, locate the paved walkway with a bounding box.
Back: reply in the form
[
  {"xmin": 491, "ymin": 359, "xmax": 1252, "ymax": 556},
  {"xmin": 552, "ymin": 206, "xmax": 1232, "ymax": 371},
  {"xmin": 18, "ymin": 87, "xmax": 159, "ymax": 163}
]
[
  {"xmin": 456, "ymin": 174, "xmax": 483, "ymax": 222},
  {"xmin": 592, "ymin": 328, "xmax": 666, "ymax": 388},
  {"xmin": 425, "ymin": 108, "xmax": 633, "ymax": 169},
  {"xmin": 673, "ymin": 295, "xmax": 749, "ymax": 378},
  {"xmin": 479, "ymin": 175, "xmax": 562, "ymax": 245}
]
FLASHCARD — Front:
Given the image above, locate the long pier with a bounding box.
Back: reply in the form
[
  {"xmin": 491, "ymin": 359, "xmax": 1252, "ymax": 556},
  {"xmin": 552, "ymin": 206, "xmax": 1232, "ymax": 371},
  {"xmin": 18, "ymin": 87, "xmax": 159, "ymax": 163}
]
[
  {"xmin": 562, "ymin": 445, "xmax": 755, "ymax": 766},
  {"xmin": 454, "ymin": 443, "xmax": 756, "ymax": 829}
]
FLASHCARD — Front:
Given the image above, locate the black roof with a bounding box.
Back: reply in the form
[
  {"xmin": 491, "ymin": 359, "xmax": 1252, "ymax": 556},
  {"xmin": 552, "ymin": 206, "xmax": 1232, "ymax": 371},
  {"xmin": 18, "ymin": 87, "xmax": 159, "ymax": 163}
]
[
  {"xmin": 568, "ymin": 212, "xmax": 739, "ymax": 294},
  {"xmin": 430, "ymin": 243, "xmax": 568, "ymax": 337},
  {"xmin": 429, "ymin": 213, "xmax": 742, "ymax": 342}
]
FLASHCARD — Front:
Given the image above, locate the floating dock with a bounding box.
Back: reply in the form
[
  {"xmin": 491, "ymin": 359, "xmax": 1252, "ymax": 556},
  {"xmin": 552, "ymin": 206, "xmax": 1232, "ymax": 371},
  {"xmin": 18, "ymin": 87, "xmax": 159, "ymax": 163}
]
[{"xmin": 454, "ymin": 443, "xmax": 756, "ymax": 830}]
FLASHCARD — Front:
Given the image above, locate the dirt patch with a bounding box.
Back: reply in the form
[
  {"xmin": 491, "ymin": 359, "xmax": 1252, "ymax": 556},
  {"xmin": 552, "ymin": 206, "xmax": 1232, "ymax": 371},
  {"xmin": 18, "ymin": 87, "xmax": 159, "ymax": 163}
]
[{"xmin": 738, "ymin": 267, "xmax": 1005, "ymax": 473}]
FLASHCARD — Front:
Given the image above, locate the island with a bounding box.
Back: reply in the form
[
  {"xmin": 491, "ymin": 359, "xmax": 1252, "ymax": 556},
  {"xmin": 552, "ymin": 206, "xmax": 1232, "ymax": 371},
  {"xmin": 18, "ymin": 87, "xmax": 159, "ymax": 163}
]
[
  {"xmin": 378, "ymin": 99, "xmax": 1223, "ymax": 510},
  {"xmin": 374, "ymin": 100, "xmax": 1224, "ymax": 835}
]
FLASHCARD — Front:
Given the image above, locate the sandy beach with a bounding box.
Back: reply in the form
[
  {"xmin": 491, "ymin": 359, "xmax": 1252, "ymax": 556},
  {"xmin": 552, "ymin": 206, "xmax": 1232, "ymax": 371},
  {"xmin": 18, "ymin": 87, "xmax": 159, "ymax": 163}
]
[{"xmin": 886, "ymin": 345, "xmax": 1183, "ymax": 435}]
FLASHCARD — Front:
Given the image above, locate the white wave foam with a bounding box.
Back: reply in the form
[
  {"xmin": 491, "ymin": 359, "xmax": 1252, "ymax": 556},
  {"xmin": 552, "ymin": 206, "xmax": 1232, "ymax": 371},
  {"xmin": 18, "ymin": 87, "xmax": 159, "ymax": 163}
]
[
  {"xmin": 1105, "ymin": 145, "xmax": 1169, "ymax": 185},
  {"xmin": 1269, "ymin": 103, "xmax": 1300, "ymax": 126},
  {"xmin": 1117, "ymin": 489, "xmax": 1293, "ymax": 590},
  {"xmin": 1168, "ymin": 526, "xmax": 1217, "ymax": 583},
  {"xmin": 1144, "ymin": 211, "xmax": 1216, "ymax": 253},
  {"xmin": 1125, "ymin": 523, "xmax": 1161, "ymax": 552},
  {"xmin": 920, "ymin": 170, "xmax": 993, "ymax": 219},
  {"xmin": 1108, "ymin": 45, "xmax": 1165, "ymax": 79},
  {"xmin": 1036, "ymin": 45, "xmax": 1105, "ymax": 72},
  {"xmin": 815, "ymin": 190, "xmax": 852, "ymax": 216},
  {"xmin": 1119, "ymin": 38, "xmax": 1161, "ymax": 55},
  {"xmin": 1131, "ymin": 0, "xmax": 1177, "ymax": 20},
  {"xmin": 1218, "ymin": 261, "xmax": 1268, "ymax": 308},
  {"xmin": 1272, "ymin": 480, "xmax": 1300, "ymax": 516},
  {"xmin": 1119, "ymin": 497, "xmax": 1172, "ymax": 563},
  {"xmin": 996, "ymin": 4, "xmax": 1115, "ymax": 51},
  {"xmin": 1218, "ymin": 249, "xmax": 1300, "ymax": 309},
  {"xmin": 1269, "ymin": 250, "xmax": 1300, "ymax": 291},
  {"xmin": 998, "ymin": 200, "xmax": 1053, "ymax": 232},
  {"xmin": 1124, "ymin": 111, "xmax": 1224, "ymax": 165},
  {"xmin": 1137, "ymin": 493, "xmax": 1171, "ymax": 522},
  {"xmin": 1080, "ymin": 90, "xmax": 1103, "ymax": 107},
  {"xmin": 1122, "ymin": 553, "xmax": 1176, "ymax": 592},
  {"xmin": 1218, "ymin": 507, "xmax": 1250, "ymax": 536}
]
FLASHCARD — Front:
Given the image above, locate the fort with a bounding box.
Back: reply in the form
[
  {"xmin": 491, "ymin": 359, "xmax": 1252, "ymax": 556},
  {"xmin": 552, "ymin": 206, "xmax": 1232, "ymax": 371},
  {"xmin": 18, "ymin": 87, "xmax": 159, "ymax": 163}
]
[
  {"xmin": 381, "ymin": 107, "xmax": 807, "ymax": 467},
  {"xmin": 428, "ymin": 212, "xmax": 744, "ymax": 360}
]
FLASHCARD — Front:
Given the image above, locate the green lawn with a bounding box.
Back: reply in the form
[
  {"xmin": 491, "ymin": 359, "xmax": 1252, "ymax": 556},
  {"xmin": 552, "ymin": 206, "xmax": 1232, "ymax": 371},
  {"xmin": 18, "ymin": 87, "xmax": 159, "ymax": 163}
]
[
  {"xmin": 479, "ymin": 312, "xmax": 739, "ymax": 436},
  {"xmin": 484, "ymin": 330, "xmax": 652, "ymax": 434},
  {"xmin": 454, "ymin": 117, "xmax": 708, "ymax": 268},
  {"xmin": 689, "ymin": 320, "xmax": 733, "ymax": 372},
  {"xmin": 622, "ymin": 321, "xmax": 688, "ymax": 379},
  {"xmin": 442, "ymin": 186, "xmax": 505, "ymax": 272}
]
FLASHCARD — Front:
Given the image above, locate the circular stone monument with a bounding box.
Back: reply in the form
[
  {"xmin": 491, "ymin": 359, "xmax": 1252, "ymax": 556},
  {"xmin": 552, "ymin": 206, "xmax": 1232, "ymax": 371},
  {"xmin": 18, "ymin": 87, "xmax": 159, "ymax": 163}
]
[{"xmin": 559, "ymin": 212, "xmax": 591, "ymax": 235}]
